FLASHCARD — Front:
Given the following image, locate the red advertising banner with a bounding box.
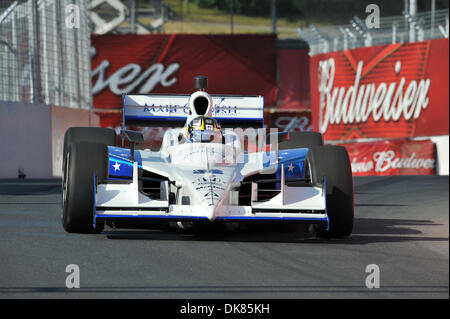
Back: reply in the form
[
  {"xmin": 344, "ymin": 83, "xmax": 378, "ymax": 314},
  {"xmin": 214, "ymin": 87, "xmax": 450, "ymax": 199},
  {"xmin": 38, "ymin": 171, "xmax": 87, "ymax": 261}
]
[
  {"xmin": 278, "ymin": 48, "xmax": 310, "ymax": 109},
  {"xmin": 310, "ymin": 38, "xmax": 449, "ymax": 141},
  {"xmin": 339, "ymin": 139, "xmax": 436, "ymax": 176},
  {"xmin": 92, "ymin": 34, "xmax": 277, "ymax": 127}
]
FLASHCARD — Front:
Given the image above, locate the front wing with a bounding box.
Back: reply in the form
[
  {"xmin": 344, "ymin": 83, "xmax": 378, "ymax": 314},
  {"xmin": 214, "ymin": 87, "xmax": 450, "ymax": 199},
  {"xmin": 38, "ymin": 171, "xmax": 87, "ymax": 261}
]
[{"xmin": 93, "ymin": 163, "xmax": 328, "ymax": 229}]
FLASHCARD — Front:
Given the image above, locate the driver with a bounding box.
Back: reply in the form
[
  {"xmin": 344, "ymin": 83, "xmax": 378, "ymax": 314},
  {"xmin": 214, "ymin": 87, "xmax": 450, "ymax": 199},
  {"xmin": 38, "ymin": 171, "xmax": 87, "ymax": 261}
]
[{"xmin": 185, "ymin": 116, "xmax": 223, "ymax": 143}]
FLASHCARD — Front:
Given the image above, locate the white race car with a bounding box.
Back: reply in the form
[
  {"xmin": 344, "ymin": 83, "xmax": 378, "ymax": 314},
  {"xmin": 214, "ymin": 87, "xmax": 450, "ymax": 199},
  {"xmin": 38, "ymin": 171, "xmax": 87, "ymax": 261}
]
[{"xmin": 62, "ymin": 77, "xmax": 353, "ymax": 238}]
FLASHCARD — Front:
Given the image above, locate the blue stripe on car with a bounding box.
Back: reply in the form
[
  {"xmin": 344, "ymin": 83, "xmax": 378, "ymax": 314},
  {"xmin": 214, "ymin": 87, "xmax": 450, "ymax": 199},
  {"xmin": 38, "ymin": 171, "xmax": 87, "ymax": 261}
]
[{"xmin": 108, "ymin": 146, "xmax": 143, "ymax": 179}]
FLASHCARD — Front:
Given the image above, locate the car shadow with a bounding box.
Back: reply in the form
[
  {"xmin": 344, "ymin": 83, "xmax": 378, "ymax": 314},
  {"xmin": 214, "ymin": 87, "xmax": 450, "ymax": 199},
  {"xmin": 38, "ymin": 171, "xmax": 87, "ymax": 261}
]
[{"xmin": 104, "ymin": 217, "xmax": 447, "ymax": 245}]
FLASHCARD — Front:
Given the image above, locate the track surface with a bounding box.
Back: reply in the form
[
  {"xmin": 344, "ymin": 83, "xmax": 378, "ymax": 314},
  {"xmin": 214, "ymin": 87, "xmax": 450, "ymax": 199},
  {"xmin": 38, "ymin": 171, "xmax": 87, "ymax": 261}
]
[{"xmin": 0, "ymin": 176, "xmax": 448, "ymax": 299}]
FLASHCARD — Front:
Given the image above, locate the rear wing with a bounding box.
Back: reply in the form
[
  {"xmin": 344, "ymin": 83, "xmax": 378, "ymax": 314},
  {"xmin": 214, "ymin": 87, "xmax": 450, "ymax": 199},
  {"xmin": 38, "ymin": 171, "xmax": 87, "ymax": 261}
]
[{"xmin": 123, "ymin": 94, "xmax": 264, "ymax": 129}]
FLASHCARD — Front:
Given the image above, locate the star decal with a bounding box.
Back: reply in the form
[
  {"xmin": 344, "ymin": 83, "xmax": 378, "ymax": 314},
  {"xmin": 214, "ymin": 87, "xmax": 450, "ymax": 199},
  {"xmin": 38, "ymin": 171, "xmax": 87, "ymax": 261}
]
[
  {"xmin": 288, "ymin": 163, "xmax": 295, "ymax": 173},
  {"xmin": 113, "ymin": 161, "xmax": 121, "ymax": 172}
]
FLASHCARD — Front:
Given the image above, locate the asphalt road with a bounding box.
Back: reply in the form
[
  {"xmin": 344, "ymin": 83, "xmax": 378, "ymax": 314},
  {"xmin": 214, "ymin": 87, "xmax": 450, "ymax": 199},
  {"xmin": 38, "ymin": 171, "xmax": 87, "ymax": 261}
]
[{"xmin": 0, "ymin": 176, "xmax": 448, "ymax": 299}]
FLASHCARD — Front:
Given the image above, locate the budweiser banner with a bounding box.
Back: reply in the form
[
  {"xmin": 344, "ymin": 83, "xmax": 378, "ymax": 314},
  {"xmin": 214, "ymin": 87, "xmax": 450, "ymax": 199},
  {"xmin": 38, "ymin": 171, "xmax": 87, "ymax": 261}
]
[
  {"xmin": 310, "ymin": 38, "xmax": 449, "ymax": 141},
  {"xmin": 92, "ymin": 34, "xmax": 277, "ymax": 127},
  {"xmin": 340, "ymin": 139, "xmax": 436, "ymax": 176}
]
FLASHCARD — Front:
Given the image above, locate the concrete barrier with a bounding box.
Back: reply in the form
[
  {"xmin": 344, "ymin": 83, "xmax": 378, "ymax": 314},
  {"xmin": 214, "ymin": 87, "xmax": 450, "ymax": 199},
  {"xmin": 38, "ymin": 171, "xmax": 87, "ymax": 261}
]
[
  {"xmin": 0, "ymin": 101, "xmax": 99, "ymax": 178},
  {"xmin": 0, "ymin": 102, "xmax": 52, "ymax": 179},
  {"xmin": 430, "ymin": 135, "xmax": 449, "ymax": 176}
]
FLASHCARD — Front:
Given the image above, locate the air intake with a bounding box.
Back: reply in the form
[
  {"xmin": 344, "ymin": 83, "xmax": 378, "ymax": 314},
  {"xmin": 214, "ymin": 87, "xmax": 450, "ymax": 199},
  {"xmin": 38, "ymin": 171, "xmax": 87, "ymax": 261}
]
[{"xmin": 193, "ymin": 96, "xmax": 209, "ymax": 116}]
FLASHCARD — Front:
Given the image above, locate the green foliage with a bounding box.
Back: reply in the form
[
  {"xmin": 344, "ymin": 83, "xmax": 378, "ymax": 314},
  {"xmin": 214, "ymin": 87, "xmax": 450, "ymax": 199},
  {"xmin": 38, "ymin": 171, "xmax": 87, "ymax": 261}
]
[
  {"xmin": 196, "ymin": 0, "xmax": 217, "ymax": 8},
  {"xmin": 192, "ymin": 0, "xmax": 449, "ymax": 23}
]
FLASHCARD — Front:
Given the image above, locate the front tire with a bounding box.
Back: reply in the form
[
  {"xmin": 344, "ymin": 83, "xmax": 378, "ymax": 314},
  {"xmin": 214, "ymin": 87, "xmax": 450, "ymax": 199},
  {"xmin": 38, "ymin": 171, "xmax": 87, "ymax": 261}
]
[
  {"xmin": 306, "ymin": 146, "xmax": 354, "ymax": 238},
  {"xmin": 62, "ymin": 142, "xmax": 108, "ymax": 233},
  {"xmin": 63, "ymin": 127, "xmax": 117, "ymax": 168}
]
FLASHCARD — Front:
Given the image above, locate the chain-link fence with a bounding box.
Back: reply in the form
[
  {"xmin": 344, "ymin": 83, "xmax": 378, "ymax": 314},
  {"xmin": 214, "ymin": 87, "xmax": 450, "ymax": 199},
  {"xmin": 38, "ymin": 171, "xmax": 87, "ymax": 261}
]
[
  {"xmin": 299, "ymin": 9, "xmax": 449, "ymax": 55},
  {"xmin": 0, "ymin": 0, "xmax": 92, "ymax": 109}
]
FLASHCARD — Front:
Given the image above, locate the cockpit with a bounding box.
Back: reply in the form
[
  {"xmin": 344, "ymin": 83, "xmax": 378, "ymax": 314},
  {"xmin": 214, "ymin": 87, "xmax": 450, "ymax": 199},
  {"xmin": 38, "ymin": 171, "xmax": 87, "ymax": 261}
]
[{"xmin": 185, "ymin": 116, "xmax": 223, "ymax": 144}]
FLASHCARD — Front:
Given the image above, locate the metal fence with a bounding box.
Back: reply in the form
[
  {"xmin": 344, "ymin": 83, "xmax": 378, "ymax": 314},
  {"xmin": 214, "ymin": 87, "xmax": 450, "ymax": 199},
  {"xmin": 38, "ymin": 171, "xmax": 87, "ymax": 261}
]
[
  {"xmin": 298, "ymin": 9, "xmax": 449, "ymax": 56},
  {"xmin": 89, "ymin": 0, "xmax": 169, "ymax": 35},
  {"xmin": 0, "ymin": 0, "xmax": 92, "ymax": 109}
]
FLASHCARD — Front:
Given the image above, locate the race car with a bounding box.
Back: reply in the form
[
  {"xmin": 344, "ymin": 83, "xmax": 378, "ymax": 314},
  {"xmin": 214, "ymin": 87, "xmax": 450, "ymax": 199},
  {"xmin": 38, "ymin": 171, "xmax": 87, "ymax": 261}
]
[{"xmin": 62, "ymin": 76, "xmax": 353, "ymax": 238}]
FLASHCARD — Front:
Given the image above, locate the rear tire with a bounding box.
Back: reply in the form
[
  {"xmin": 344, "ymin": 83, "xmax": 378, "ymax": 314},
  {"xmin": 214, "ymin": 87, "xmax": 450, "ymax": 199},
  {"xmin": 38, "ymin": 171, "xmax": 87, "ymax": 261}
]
[
  {"xmin": 279, "ymin": 132, "xmax": 323, "ymax": 150},
  {"xmin": 62, "ymin": 142, "xmax": 108, "ymax": 233},
  {"xmin": 306, "ymin": 146, "xmax": 354, "ymax": 238}
]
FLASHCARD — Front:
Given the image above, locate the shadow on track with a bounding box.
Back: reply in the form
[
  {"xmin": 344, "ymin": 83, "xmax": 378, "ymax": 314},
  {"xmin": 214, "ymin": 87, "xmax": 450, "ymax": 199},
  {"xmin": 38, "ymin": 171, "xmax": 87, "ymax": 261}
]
[
  {"xmin": 103, "ymin": 217, "xmax": 447, "ymax": 245},
  {"xmin": 0, "ymin": 179, "xmax": 61, "ymax": 195},
  {"xmin": 1, "ymin": 285, "xmax": 448, "ymax": 295}
]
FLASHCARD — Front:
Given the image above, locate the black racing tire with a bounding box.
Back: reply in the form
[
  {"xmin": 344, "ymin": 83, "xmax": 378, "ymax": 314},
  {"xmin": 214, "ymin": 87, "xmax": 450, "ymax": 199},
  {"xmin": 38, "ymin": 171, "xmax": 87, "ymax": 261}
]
[
  {"xmin": 279, "ymin": 132, "xmax": 323, "ymax": 150},
  {"xmin": 62, "ymin": 127, "xmax": 117, "ymax": 167},
  {"xmin": 306, "ymin": 146, "xmax": 354, "ymax": 238},
  {"xmin": 62, "ymin": 142, "xmax": 108, "ymax": 234}
]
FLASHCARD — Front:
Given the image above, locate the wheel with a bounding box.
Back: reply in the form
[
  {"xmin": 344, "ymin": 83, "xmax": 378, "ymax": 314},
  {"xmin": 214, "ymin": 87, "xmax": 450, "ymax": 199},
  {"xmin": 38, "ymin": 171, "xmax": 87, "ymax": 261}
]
[
  {"xmin": 62, "ymin": 127, "xmax": 117, "ymax": 167},
  {"xmin": 279, "ymin": 132, "xmax": 323, "ymax": 150},
  {"xmin": 62, "ymin": 142, "xmax": 108, "ymax": 233},
  {"xmin": 306, "ymin": 146, "xmax": 354, "ymax": 238}
]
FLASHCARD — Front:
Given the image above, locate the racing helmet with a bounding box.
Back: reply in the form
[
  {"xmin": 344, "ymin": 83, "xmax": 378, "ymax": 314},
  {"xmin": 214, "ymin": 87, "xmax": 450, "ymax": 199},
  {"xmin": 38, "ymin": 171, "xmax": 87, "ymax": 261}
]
[{"xmin": 186, "ymin": 116, "xmax": 222, "ymax": 143}]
